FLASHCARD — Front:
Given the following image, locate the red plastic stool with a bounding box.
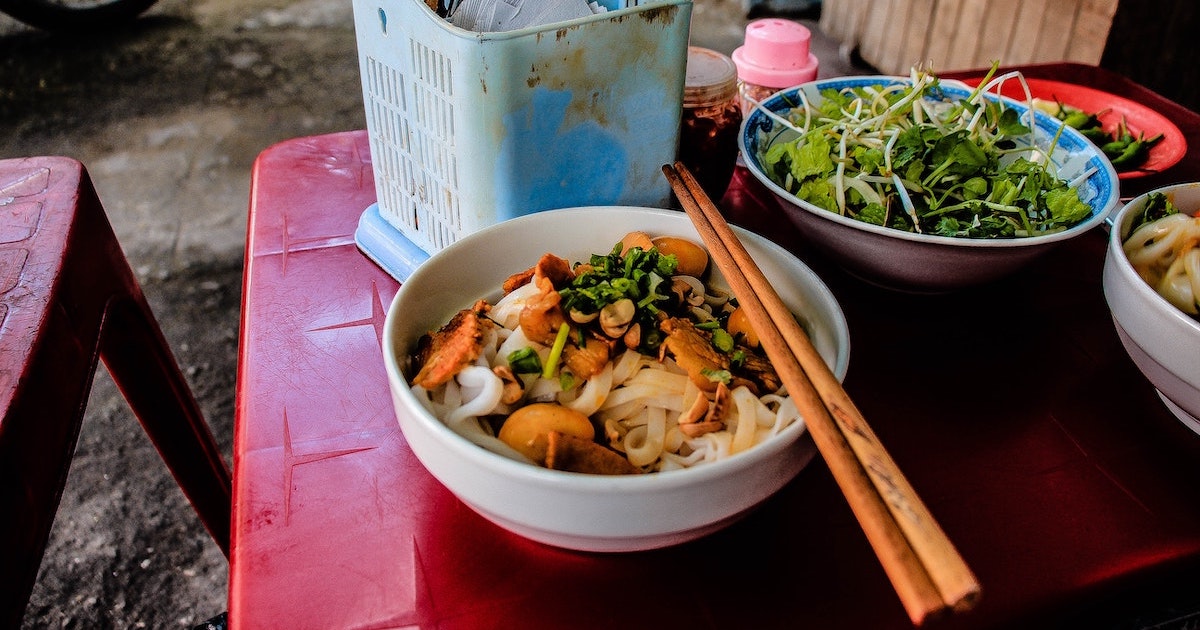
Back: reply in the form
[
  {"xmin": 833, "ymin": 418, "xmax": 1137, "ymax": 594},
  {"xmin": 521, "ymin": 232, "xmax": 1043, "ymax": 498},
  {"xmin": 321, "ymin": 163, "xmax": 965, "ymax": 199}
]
[{"xmin": 0, "ymin": 156, "xmax": 231, "ymax": 628}]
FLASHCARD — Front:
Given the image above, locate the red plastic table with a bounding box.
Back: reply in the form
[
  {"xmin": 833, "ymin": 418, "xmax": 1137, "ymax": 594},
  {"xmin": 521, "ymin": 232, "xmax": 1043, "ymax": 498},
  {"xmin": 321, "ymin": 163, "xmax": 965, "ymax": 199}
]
[{"xmin": 231, "ymin": 65, "xmax": 1200, "ymax": 629}]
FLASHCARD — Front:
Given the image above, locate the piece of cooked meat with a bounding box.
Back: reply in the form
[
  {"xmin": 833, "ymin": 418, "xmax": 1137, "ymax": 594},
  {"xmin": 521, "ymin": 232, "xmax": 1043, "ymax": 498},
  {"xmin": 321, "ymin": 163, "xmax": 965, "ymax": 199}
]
[
  {"xmin": 411, "ymin": 300, "xmax": 494, "ymax": 389},
  {"xmin": 658, "ymin": 317, "xmax": 728, "ymax": 392},
  {"xmin": 501, "ymin": 267, "xmax": 535, "ymax": 295},
  {"xmin": 519, "ymin": 275, "xmax": 568, "ymax": 346},
  {"xmin": 545, "ymin": 431, "xmax": 640, "ymax": 475},
  {"xmin": 735, "ymin": 345, "xmax": 781, "ymax": 395},
  {"xmin": 563, "ymin": 335, "xmax": 611, "ymax": 380},
  {"xmin": 502, "ymin": 252, "xmax": 574, "ymax": 294}
]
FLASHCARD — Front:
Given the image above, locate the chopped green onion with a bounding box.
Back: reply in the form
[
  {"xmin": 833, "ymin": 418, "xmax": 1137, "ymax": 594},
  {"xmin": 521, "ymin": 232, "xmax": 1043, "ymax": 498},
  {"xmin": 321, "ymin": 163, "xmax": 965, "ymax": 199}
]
[
  {"xmin": 507, "ymin": 347, "xmax": 542, "ymax": 374},
  {"xmin": 711, "ymin": 328, "xmax": 735, "ymax": 353},
  {"xmin": 542, "ymin": 322, "xmax": 571, "ymax": 379},
  {"xmin": 701, "ymin": 368, "xmax": 732, "ymax": 385},
  {"xmin": 731, "ymin": 349, "xmax": 746, "ymax": 369}
]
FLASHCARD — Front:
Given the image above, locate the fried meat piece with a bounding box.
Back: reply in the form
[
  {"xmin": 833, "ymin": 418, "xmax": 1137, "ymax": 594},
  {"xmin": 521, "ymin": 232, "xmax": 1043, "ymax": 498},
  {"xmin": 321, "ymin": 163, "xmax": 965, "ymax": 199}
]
[
  {"xmin": 562, "ymin": 335, "xmax": 612, "ymax": 380},
  {"xmin": 545, "ymin": 431, "xmax": 640, "ymax": 475},
  {"xmin": 502, "ymin": 253, "xmax": 574, "ymax": 294},
  {"xmin": 519, "ymin": 275, "xmax": 568, "ymax": 346},
  {"xmin": 411, "ymin": 300, "xmax": 494, "ymax": 389},
  {"xmin": 736, "ymin": 346, "xmax": 781, "ymax": 394},
  {"xmin": 658, "ymin": 317, "xmax": 728, "ymax": 392},
  {"xmin": 502, "ymin": 267, "xmax": 536, "ymax": 295}
]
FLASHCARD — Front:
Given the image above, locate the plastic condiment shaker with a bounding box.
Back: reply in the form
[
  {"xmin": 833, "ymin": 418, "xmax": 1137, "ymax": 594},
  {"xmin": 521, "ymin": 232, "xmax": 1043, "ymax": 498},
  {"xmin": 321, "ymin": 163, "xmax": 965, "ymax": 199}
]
[
  {"xmin": 679, "ymin": 46, "xmax": 743, "ymax": 205},
  {"xmin": 731, "ymin": 18, "xmax": 820, "ymax": 115}
]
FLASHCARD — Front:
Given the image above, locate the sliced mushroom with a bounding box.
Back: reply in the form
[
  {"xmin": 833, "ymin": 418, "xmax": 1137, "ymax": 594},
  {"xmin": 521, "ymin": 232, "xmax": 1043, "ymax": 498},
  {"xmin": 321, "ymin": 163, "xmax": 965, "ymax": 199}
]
[
  {"xmin": 703, "ymin": 286, "xmax": 730, "ymax": 308},
  {"xmin": 599, "ymin": 298, "xmax": 635, "ymax": 338},
  {"xmin": 569, "ymin": 308, "xmax": 599, "ymax": 324},
  {"xmin": 674, "ymin": 275, "xmax": 706, "ymax": 306}
]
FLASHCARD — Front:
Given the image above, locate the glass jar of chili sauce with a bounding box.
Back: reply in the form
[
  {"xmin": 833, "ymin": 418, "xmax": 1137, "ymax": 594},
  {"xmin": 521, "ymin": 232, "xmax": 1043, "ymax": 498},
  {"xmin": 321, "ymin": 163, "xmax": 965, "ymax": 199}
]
[{"xmin": 678, "ymin": 46, "xmax": 742, "ymax": 204}]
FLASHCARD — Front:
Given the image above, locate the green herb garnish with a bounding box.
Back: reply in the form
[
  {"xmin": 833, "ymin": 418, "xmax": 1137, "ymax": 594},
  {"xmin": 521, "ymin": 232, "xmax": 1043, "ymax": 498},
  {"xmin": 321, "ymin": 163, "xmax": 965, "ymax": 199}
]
[
  {"xmin": 1131, "ymin": 192, "xmax": 1180, "ymax": 232},
  {"xmin": 758, "ymin": 66, "xmax": 1093, "ymax": 238},
  {"xmin": 507, "ymin": 347, "xmax": 542, "ymax": 374},
  {"xmin": 559, "ymin": 242, "xmax": 677, "ymax": 353},
  {"xmin": 542, "ymin": 322, "xmax": 570, "ymax": 379}
]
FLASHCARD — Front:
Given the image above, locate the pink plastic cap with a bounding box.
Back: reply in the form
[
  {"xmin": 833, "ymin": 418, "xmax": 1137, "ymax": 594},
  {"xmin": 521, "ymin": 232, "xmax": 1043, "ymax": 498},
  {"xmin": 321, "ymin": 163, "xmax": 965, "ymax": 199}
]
[{"xmin": 731, "ymin": 18, "xmax": 820, "ymax": 88}]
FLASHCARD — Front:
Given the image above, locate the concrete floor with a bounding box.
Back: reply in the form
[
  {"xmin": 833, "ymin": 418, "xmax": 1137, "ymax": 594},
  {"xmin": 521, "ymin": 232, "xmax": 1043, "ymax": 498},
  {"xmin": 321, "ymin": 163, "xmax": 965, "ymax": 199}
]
[{"xmin": 1, "ymin": 1, "xmax": 867, "ymax": 627}]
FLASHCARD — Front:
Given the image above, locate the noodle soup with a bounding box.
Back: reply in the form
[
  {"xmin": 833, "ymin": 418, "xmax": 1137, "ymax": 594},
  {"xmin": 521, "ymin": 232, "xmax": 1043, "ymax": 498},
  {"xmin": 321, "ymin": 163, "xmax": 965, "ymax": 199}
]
[
  {"xmin": 380, "ymin": 207, "xmax": 849, "ymax": 550},
  {"xmin": 407, "ymin": 231, "xmax": 807, "ymax": 474},
  {"xmin": 1121, "ymin": 192, "xmax": 1200, "ymax": 320},
  {"xmin": 1104, "ymin": 185, "xmax": 1200, "ymax": 436}
]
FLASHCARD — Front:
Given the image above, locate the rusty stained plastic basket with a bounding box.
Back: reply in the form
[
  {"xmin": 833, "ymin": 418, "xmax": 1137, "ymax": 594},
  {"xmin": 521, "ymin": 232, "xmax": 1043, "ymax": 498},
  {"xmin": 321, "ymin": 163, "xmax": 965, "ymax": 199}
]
[{"xmin": 351, "ymin": 0, "xmax": 692, "ymax": 272}]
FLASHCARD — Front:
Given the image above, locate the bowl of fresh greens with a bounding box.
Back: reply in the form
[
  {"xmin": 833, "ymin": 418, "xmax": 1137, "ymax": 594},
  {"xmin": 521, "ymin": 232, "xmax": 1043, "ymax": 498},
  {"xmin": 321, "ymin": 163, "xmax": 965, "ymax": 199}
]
[{"xmin": 739, "ymin": 69, "xmax": 1120, "ymax": 293}]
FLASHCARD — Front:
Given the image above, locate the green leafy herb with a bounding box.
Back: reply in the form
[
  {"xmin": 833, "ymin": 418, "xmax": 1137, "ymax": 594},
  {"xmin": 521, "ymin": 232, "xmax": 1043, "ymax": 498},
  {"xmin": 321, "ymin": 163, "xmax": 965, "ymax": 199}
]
[
  {"xmin": 758, "ymin": 66, "xmax": 1094, "ymax": 238},
  {"xmin": 1131, "ymin": 192, "xmax": 1180, "ymax": 232},
  {"xmin": 559, "ymin": 242, "xmax": 678, "ymax": 353}
]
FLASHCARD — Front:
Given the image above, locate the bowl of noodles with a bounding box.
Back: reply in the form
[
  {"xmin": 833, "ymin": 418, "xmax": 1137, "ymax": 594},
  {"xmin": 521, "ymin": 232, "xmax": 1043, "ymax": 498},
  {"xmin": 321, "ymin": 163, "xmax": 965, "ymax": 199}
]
[
  {"xmin": 1103, "ymin": 182, "xmax": 1200, "ymax": 435},
  {"xmin": 740, "ymin": 69, "xmax": 1120, "ymax": 293},
  {"xmin": 382, "ymin": 206, "xmax": 850, "ymax": 552}
]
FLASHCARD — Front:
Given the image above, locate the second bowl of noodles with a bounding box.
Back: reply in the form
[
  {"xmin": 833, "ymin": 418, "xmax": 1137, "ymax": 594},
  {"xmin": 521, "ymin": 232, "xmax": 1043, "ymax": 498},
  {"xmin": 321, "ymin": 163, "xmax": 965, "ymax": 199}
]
[
  {"xmin": 1103, "ymin": 182, "xmax": 1200, "ymax": 435},
  {"xmin": 382, "ymin": 206, "xmax": 850, "ymax": 552}
]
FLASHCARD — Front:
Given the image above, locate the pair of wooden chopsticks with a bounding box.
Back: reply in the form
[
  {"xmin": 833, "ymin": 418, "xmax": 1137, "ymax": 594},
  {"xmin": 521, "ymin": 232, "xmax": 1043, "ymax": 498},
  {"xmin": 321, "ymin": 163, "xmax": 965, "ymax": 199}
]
[{"xmin": 662, "ymin": 162, "xmax": 980, "ymax": 626}]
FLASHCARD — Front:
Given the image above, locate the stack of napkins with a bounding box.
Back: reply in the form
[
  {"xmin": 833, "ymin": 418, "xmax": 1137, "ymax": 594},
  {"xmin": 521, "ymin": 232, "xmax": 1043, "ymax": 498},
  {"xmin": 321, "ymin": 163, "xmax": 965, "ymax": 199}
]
[{"xmin": 447, "ymin": 0, "xmax": 613, "ymax": 31}]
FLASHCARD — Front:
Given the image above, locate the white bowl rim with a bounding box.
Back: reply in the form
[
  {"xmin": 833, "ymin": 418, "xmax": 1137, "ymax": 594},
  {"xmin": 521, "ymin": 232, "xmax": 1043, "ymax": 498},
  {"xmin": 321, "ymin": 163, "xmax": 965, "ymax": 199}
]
[
  {"xmin": 739, "ymin": 75, "xmax": 1120, "ymax": 249},
  {"xmin": 381, "ymin": 205, "xmax": 850, "ymax": 489}
]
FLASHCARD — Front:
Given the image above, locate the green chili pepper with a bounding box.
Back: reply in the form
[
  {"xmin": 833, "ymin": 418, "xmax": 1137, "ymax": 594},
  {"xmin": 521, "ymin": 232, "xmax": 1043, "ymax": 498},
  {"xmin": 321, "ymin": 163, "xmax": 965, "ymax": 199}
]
[
  {"xmin": 1109, "ymin": 132, "xmax": 1164, "ymax": 168},
  {"xmin": 1062, "ymin": 110, "xmax": 1098, "ymax": 130},
  {"xmin": 1101, "ymin": 138, "xmax": 1131, "ymax": 155}
]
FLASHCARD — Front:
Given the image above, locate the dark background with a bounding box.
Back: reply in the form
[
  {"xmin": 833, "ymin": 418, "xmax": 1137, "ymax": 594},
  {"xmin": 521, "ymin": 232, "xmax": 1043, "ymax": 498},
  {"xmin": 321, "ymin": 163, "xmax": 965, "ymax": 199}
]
[{"xmin": 1102, "ymin": 0, "xmax": 1200, "ymax": 113}]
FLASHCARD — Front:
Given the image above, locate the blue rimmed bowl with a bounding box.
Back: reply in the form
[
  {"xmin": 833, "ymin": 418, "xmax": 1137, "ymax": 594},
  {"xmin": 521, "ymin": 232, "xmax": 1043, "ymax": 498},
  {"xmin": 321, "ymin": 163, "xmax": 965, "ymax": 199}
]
[{"xmin": 739, "ymin": 75, "xmax": 1120, "ymax": 293}]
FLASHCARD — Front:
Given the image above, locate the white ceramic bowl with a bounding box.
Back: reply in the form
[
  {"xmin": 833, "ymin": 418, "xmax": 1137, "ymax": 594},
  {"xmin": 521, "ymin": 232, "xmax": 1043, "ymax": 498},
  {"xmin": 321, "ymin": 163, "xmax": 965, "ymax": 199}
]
[
  {"xmin": 382, "ymin": 206, "xmax": 850, "ymax": 552},
  {"xmin": 740, "ymin": 76, "xmax": 1120, "ymax": 293},
  {"xmin": 1103, "ymin": 183, "xmax": 1200, "ymax": 435}
]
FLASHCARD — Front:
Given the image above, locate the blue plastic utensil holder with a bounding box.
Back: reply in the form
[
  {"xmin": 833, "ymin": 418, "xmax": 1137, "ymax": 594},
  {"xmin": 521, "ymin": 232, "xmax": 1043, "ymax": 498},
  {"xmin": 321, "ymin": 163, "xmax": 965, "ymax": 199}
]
[{"xmin": 351, "ymin": 0, "xmax": 692, "ymax": 279}]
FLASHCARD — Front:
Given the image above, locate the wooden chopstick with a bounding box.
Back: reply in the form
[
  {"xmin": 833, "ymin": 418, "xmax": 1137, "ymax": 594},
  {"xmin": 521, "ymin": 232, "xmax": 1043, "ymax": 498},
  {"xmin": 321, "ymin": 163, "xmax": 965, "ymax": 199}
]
[{"xmin": 662, "ymin": 162, "xmax": 980, "ymax": 625}]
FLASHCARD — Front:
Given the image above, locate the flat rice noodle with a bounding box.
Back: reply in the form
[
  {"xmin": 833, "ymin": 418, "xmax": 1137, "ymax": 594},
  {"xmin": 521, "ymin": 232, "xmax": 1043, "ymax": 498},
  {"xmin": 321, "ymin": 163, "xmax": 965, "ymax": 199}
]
[
  {"xmin": 566, "ymin": 362, "xmax": 613, "ymax": 416},
  {"xmin": 622, "ymin": 406, "xmax": 666, "ymax": 467},
  {"xmin": 599, "ymin": 385, "xmax": 685, "ymax": 414},
  {"xmin": 492, "ymin": 281, "xmax": 539, "ymax": 330},
  {"xmin": 730, "ymin": 386, "xmax": 761, "ymax": 455}
]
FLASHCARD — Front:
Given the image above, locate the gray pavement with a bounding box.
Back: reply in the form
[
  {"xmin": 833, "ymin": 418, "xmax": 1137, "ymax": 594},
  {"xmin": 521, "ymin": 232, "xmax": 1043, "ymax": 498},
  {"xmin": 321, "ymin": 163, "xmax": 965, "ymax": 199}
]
[{"xmin": 0, "ymin": 1, "xmax": 865, "ymax": 627}]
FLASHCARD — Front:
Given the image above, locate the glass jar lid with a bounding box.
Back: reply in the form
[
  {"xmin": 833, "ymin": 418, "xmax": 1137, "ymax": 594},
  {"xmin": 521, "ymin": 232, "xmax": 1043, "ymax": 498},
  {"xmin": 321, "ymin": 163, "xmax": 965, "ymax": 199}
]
[{"xmin": 684, "ymin": 46, "xmax": 738, "ymax": 108}]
